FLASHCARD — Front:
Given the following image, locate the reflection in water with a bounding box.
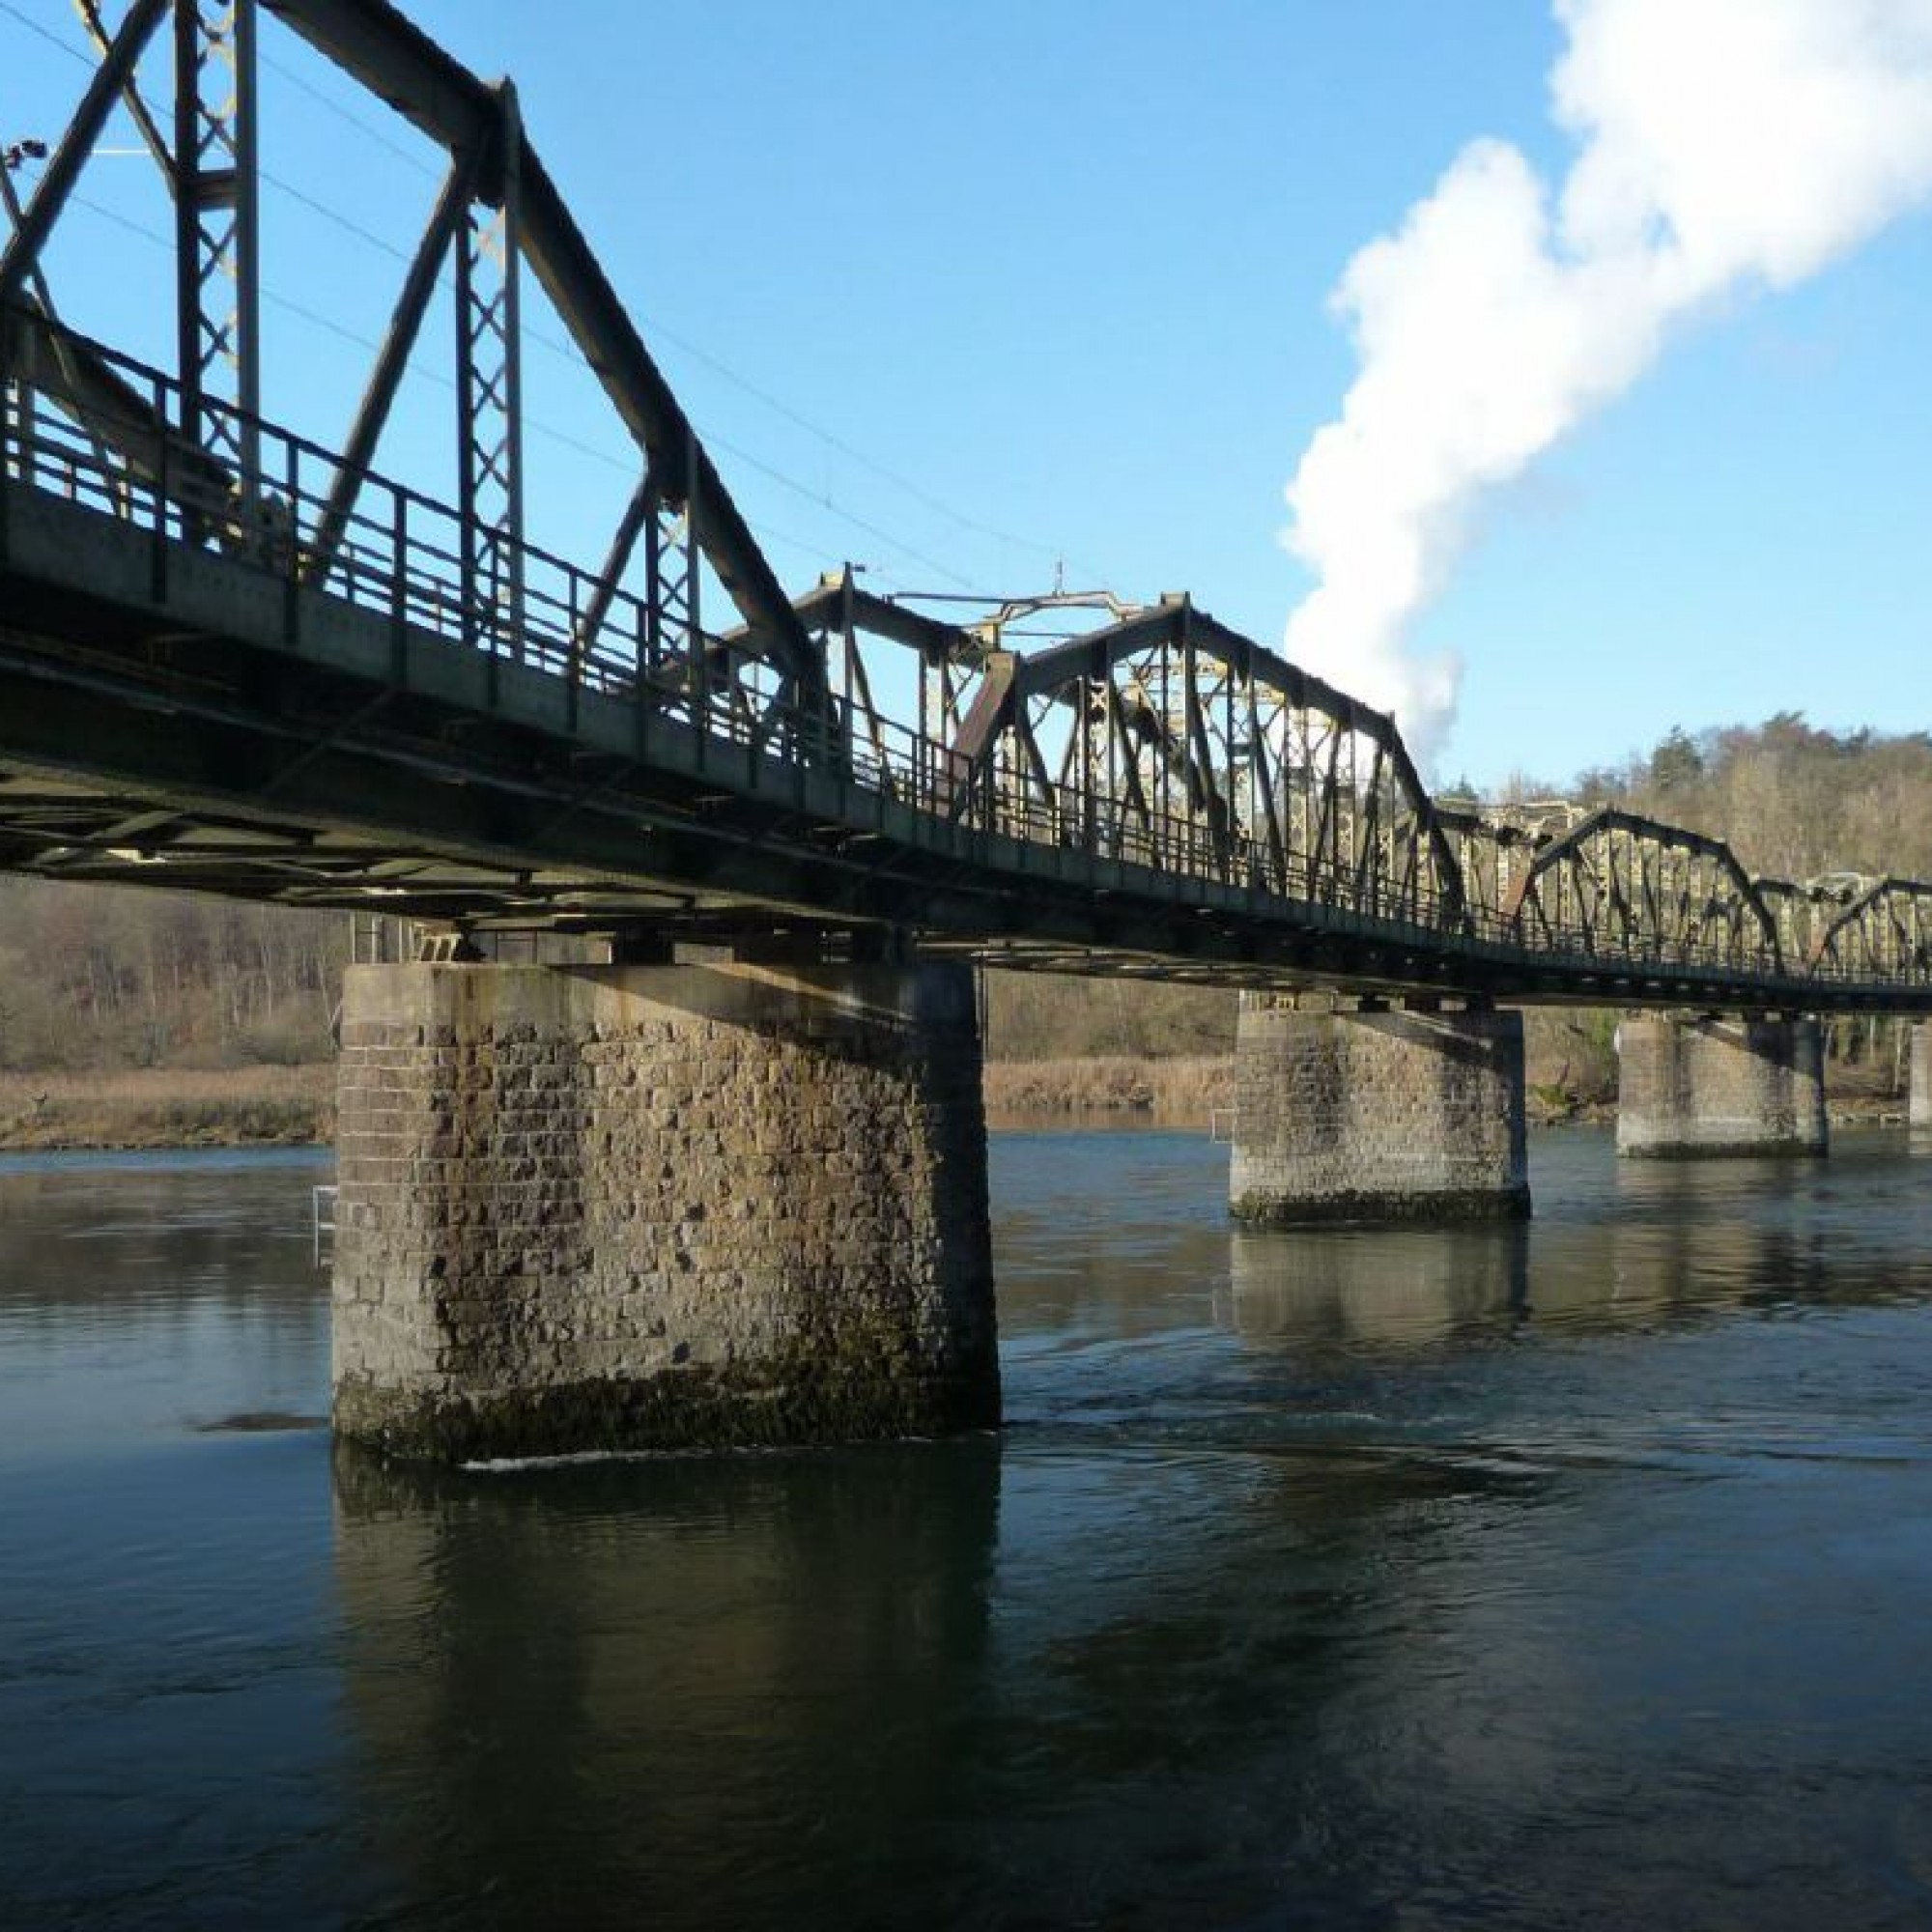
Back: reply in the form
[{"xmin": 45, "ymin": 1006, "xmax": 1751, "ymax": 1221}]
[
  {"xmin": 7, "ymin": 1130, "xmax": 1932, "ymax": 1928},
  {"xmin": 1226, "ymin": 1132, "xmax": 1932, "ymax": 1355},
  {"xmin": 328, "ymin": 1425, "xmax": 1554, "ymax": 1929},
  {"xmin": 1230, "ymin": 1222, "xmax": 1531, "ymax": 1346},
  {"xmin": 0, "ymin": 1148, "xmax": 329, "ymax": 1458},
  {"xmin": 331, "ymin": 1439, "xmax": 1003, "ymax": 1928}
]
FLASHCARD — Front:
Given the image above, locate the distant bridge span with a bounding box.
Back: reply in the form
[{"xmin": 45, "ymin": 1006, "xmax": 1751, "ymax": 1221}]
[{"xmin": 2, "ymin": 0, "xmax": 1929, "ymax": 1017}]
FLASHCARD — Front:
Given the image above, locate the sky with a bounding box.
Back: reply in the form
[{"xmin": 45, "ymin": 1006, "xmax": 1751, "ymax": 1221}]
[{"xmin": 5, "ymin": 0, "xmax": 1931, "ymax": 789}]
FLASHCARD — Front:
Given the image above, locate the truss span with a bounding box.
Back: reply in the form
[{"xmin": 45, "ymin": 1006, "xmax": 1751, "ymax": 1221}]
[{"xmin": 2, "ymin": 1, "xmax": 1930, "ymax": 1012}]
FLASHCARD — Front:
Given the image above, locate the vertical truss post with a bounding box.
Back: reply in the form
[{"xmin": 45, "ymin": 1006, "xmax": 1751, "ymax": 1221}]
[
  {"xmin": 1179, "ymin": 599, "xmax": 1202, "ymax": 873},
  {"xmin": 173, "ymin": 0, "xmax": 260, "ymax": 508},
  {"xmin": 642, "ymin": 457, "xmax": 696, "ymax": 711},
  {"xmin": 685, "ymin": 426, "xmax": 705, "ymax": 740},
  {"xmin": 455, "ymin": 84, "xmax": 526, "ymax": 660}
]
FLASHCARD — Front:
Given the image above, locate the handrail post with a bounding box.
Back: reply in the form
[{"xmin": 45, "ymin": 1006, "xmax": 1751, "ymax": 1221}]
[
  {"xmin": 281, "ymin": 431, "xmax": 299, "ymax": 642},
  {"xmin": 389, "ymin": 486, "xmax": 408, "ymax": 684},
  {"xmin": 151, "ymin": 363, "xmax": 169, "ymax": 604},
  {"xmin": 565, "ymin": 563, "xmax": 580, "ymax": 731},
  {"xmin": 0, "ymin": 334, "xmax": 13, "ymax": 565}
]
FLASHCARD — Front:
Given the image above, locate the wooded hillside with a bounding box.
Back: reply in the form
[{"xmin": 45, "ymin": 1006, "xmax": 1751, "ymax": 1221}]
[
  {"xmin": 1564, "ymin": 711, "xmax": 1932, "ymax": 881},
  {"xmin": 0, "ymin": 876, "xmax": 343, "ymax": 1071}
]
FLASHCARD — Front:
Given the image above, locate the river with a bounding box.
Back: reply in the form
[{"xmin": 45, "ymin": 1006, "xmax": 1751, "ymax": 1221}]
[{"xmin": 4, "ymin": 1127, "xmax": 1932, "ymax": 1928}]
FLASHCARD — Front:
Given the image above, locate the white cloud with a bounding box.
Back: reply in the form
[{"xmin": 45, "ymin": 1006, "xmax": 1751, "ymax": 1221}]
[{"xmin": 1281, "ymin": 0, "xmax": 1932, "ymax": 768}]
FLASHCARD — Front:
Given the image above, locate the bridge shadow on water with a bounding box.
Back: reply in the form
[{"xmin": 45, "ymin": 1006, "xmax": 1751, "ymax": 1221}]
[{"xmin": 326, "ymin": 1410, "xmax": 1548, "ymax": 1927}]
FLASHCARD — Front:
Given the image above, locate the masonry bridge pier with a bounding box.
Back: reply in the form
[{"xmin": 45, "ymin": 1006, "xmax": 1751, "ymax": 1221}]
[
  {"xmin": 7, "ymin": 0, "xmax": 1932, "ymax": 1460},
  {"xmin": 332, "ymin": 950, "xmax": 998, "ymax": 1460},
  {"xmin": 1613, "ymin": 1013, "xmax": 1829, "ymax": 1159},
  {"xmin": 1225, "ymin": 997, "xmax": 1849, "ymax": 1228}
]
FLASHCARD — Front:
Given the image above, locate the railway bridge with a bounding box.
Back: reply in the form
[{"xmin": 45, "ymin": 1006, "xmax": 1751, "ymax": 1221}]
[{"xmin": 5, "ymin": 0, "xmax": 1931, "ymax": 1457}]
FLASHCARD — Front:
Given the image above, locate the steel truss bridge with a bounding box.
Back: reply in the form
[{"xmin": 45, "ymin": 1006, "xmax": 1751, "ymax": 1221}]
[{"xmin": 2, "ymin": 0, "xmax": 1929, "ymax": 1014}]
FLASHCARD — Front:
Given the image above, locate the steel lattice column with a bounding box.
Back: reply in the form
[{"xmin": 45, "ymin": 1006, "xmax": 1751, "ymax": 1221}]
[
  {"xmin": 173, "ymin": 0, "xmax": 259, "ymax": 495},
  {"xmin": 455, "ymin": 85, "xmax": 526, "ymax": 657},
  {"xmin": 645, "ymin": 454, "xmax": 698, "ymax": 705}
]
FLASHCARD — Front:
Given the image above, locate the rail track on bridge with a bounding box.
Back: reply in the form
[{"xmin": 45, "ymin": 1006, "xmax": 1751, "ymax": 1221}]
[{"xmin": 2, "ymin": 0, "xmax": 1929, "ymax": 1014}]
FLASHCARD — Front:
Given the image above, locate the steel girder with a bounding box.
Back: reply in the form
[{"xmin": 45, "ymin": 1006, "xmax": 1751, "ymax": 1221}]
[
  {"xmin": 0, "ymin": 0, "xmax": 826, "ymax": 721},
  {"xmin": 1503, "ymin": 808, "xmax": 1782, "ymax": 975},
  {"xmin": 788, "ymin": 578, "xmax": 1466, "ymax": 929}
]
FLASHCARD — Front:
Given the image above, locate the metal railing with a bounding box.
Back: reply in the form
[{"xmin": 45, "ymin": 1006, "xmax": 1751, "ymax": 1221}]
[{"xmin": 5, "ymin": 306, "xmax": 1931, "ymax": 999}]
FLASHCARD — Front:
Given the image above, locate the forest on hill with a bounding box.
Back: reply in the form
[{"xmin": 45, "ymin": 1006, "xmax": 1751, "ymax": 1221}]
[
  {"xmin": 1557, "ymin": 710, "xmax": 1932, "ymax": 883},
  {"xmin": 1, "ymin": 713, "xmax": 1928, "ymax": 1078}
]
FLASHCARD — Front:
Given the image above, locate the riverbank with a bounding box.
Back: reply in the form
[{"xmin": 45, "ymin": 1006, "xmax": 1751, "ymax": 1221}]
[
  {"xmin": 0, "ymin": 1065, "xmax": 333, "ymax": 1151},
  {"xmin": 0, "ymin": 1052, "xmax": 1907, "ymax": 1149},
  {"xmin": 982, "ymin": 1055, "xmax": 1231, "ymax": 1127},
  {"xmin": 0, "ymin": 1058, "xmax": 1231, "ymax": 1148}
]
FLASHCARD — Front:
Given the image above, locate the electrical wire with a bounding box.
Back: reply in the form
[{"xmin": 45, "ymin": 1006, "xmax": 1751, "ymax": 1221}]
[
  {"xmin": 0, "ymin": 0, "xmax": 87, "ymax": 68},
  {"xmin": 258, "ymin": 44, "xmax": 439, "ymax": 179},
  {"xmin": 3, "ymin": 9, "xmax": 1033, "ymax": 594},
  {"xmin": 227, "ymin": 16, "xmax": 1099, "ymax": 579}
]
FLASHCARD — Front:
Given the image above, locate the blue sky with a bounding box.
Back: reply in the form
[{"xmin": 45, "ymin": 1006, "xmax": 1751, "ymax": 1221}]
[{"xmin": 5, "ymin": 0, "xmax": 1929, "ymax": 788}]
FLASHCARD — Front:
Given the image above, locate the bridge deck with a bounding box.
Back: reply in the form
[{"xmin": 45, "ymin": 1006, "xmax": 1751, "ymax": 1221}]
[
  {"xmin": 1, "ymin": 447, "xmax": 1924, "ymax": 1013},
  {"xmin": 3, "ymin": 7, "xmax": 1927, "ymax": 1014}
]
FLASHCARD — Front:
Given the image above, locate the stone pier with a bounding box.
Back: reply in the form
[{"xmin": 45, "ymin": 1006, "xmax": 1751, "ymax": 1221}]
[
  {"xmin": 1614, "ymin": 1014, "xmax": 1827, "ymax": 1158},
  {"xmin": 1230, "ymin": 998, "xmax": 1530, "ymax": 1225},
  {"xmin": 1912, "ymin": 1023, "xmax": 1932, "ymax": 1131},
  {"xmin": 331, "ymin": 957, "xmax": 998, "ymax": 1461}
]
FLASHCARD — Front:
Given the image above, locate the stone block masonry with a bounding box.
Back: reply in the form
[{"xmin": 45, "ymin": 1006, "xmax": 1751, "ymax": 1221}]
[
  {"xmin": 1615, "ymin": 1014, "xmax": 1827, "ymax": 1158},
  {"xmin": 332, "ymin": 959, "xmax": 998, "ymax": 1461},
  {"xmin": 1913, "ymin": 1023, "xmax": 1932, "ymax": 1131},
  {"xmin": 1230, "ymin": 1000, "xmax": 1530, "ymax": 1225}
]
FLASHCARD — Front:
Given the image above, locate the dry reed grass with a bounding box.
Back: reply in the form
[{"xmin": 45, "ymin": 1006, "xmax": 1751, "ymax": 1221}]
[
  {"xmin": 0, "ymin": 1064, "xmax": 334, "ymax": 1150},
  {"xmin": 983, "ymin": 1054, "xmax": 1232, "ymax": 1126}
]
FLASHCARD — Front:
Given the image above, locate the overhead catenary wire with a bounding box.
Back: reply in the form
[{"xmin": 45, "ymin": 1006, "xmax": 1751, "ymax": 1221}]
[
  {"xmin": 8, "ymin": 0, "xmax": 1098, "ymax": 583},
  {"xmin": 0, "ymin": 5, "xmax": 1079, "ymax": 595},
  {"xmin": 40, "ymin": 185, "xmax": 922, "ymax": 592}
]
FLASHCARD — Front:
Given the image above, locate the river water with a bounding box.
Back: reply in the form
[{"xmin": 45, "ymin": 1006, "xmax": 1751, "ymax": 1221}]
[{"xmin": 4, "ymin": 1128, "xmax": 1932, "ymax": 1929}]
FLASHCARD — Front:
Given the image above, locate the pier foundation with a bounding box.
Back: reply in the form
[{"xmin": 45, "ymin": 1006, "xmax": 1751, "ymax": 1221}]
[
  {"xmin": 1230, "ymin": 998, "xmax": 1530, "ymax": 1224},
  {"xmin": 331, "ymin": 958, "xmax": 998, "ymax": 1461},
  {"xmin": 1614, "ymin": 1014, "xmax": 1827, "ymax": 1158},
  {"xmin": 1912, "ymin": 1023, "xmax": 1932, "ymax": 1131}
]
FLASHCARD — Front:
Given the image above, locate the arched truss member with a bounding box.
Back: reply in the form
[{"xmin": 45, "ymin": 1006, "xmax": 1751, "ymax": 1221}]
[
  {"xmin": 1752, "ymin": 874, "xmax": 1821, "ymax": 977},
  {"xmin": 789, "ymin": 575, "xmax": 1466, "ymax": 929},
  {"xmin": 1806, "ymin": 877, "xmax": 1932, "ymax": 985},
  {"xmin": 1502, "ymin": 808, "xmax": 1782, "ymax": 975},
  {"xmin": 0, "ymin": 0, "xmax": 827, "ymax": 738}
]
